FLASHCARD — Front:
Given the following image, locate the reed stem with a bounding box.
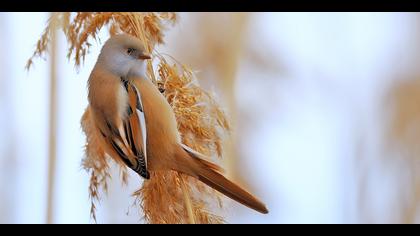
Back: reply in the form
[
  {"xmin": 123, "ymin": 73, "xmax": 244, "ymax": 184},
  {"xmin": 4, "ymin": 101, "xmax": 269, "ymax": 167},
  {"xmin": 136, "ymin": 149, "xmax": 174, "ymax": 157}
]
[
  {"xmin": 46, "ymin": 12, "xmax": 58, "ymax": 224},
  {"xmin": 178, "ymin": 173, "xmax": 196, "ymax": 224}
]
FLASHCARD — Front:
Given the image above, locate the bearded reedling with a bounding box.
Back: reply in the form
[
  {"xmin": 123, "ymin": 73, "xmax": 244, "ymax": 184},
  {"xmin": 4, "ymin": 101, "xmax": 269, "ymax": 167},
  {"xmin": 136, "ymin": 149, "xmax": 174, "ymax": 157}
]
[{"xmin": 87, "ymin": 34, "xmax": 268, "ymax": 214}]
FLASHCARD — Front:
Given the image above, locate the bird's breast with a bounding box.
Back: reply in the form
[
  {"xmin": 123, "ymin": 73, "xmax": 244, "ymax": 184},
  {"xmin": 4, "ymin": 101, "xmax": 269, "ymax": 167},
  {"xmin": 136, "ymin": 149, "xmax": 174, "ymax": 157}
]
[
  {"xmin": 132, "ymin": 78, "xmax": 181, "ymax": 170},
  {"xmin": 116, "ymin": 83, "xmax": 129, "ymax": 120}
]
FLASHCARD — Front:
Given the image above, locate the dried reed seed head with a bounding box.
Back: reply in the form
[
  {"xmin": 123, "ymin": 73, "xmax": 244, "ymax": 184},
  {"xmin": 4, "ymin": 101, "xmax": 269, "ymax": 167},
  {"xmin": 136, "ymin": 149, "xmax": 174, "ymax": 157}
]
[
  {"xmin": 28, "ymin": 12, "xmax": 229, "ymax": 224},
  {"xmin": 27, "ymin": 12, "xmax": 177, "ymax": 70}
]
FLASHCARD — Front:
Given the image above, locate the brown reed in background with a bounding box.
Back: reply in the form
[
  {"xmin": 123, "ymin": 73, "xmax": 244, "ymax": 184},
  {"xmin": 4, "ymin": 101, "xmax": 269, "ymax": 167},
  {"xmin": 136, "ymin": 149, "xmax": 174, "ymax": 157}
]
[{"xmin": 384, "ymin": 78, "xmax": 420, "ymax": 223}]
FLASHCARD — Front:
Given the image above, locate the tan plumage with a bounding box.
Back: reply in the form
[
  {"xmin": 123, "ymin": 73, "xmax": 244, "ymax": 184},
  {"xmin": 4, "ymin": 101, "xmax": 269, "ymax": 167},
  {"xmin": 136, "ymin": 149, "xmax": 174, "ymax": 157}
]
[{"xmin": 88, "ymin": 34, "xmax": 268, "ymax": 214}]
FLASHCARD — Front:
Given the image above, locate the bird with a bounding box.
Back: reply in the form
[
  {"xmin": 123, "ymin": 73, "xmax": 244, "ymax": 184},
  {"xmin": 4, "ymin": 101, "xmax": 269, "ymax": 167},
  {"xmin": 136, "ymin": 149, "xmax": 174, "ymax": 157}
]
[{"xmin": 87, "ymin": 34, "xmax": 268, "ymax": 214}]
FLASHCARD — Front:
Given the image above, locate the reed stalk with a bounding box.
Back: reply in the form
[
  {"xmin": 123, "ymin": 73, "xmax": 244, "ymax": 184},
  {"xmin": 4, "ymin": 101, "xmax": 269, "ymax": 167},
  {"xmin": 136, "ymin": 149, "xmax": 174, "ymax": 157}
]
[{"xmin": 45, "ymin": 12, "xmax": 58, "ymax": 224}]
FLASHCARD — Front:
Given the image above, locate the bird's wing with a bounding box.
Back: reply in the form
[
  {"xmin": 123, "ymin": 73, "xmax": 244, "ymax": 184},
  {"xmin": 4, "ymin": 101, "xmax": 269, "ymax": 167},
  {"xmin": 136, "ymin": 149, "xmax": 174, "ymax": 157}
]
[
  {"xmin": 122, "ymin": 80, "xmax": 149, "ymax": 179},
  {"xmin": 95, "ymin": 79, "xmax": 149, "ymax": 179}
]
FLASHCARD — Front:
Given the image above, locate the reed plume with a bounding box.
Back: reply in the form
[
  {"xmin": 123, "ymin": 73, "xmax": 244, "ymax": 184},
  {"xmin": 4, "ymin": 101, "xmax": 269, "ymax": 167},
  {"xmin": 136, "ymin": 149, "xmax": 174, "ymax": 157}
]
[{"xmin": 26, "ymin": 12, "xmax": 229, "ymax": 224}]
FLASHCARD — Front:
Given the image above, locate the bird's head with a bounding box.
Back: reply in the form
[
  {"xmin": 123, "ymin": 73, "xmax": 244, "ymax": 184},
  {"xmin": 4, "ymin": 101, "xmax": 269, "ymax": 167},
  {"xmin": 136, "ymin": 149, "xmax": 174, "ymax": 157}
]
[{"xmin": 96, "ymin": 34, "xmax": 151, "ymax": 79}]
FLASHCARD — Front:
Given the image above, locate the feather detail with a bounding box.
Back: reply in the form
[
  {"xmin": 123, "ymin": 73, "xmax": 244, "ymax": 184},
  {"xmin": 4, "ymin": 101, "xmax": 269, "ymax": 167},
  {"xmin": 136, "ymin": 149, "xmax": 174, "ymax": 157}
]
[
  {"xmin": 129, "ymin": 82, "xmax": 148, "ymax": 171},
  {"xmin": 113, "ymin": 80, "xmax": 149, "ymax": 179}
]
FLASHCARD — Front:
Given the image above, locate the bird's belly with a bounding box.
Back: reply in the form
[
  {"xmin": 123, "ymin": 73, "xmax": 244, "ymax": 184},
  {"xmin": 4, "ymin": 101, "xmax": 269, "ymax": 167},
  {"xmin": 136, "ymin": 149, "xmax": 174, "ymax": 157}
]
[{"xmin": 133, "ymin": 78, "xmax": 181, "ymax": 171}]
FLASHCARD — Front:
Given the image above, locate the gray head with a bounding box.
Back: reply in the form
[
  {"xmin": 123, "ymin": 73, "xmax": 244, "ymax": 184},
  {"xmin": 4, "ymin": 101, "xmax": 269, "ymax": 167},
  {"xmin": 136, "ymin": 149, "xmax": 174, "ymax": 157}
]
[{"xmin": 96, "ymin": 34, "xmax": 151, "ymax": 78}]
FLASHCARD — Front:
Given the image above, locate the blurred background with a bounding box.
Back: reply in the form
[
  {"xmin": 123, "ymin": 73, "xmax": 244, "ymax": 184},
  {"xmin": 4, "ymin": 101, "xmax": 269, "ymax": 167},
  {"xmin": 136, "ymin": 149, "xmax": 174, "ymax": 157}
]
[{"xmin": 1, "ymin": 12, "xmax": 420, "ymax": 224}]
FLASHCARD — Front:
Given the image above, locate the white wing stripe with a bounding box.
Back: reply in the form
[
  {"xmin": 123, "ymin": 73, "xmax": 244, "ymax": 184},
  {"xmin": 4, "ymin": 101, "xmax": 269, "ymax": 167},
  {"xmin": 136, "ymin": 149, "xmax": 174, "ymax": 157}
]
[{"xmin": 133, "ymin": 85, "xmax": 148, "ymax": 170}]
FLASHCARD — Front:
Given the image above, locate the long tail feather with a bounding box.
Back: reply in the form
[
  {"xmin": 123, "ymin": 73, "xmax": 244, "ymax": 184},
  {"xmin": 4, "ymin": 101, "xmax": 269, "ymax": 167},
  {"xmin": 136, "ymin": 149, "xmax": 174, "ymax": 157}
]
[{"xmin": 175, "ymin": 146, "xmax": 269, "ymax": 214}]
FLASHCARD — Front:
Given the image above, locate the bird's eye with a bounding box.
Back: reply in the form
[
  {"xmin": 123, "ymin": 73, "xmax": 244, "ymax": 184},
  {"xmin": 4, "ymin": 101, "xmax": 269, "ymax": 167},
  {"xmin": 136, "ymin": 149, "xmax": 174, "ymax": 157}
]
[{"xmin": 127, "ymin": 48, "xmax": 135, "ymax": 55}]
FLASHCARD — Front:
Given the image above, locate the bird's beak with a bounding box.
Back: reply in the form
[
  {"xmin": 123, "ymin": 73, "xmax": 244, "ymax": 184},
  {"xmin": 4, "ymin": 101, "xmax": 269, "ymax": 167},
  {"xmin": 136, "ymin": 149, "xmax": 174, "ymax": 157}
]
[{"xmin": 138, "ymin": 53, "xmax": 151, "ymax": 60}]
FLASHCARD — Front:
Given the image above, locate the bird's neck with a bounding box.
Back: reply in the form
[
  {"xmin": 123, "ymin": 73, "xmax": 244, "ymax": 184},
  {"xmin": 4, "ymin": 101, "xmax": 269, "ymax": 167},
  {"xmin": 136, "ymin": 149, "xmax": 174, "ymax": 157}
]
[{"xmin": 93, "ymin": 60, "xmax": 147, "ymax": 81}]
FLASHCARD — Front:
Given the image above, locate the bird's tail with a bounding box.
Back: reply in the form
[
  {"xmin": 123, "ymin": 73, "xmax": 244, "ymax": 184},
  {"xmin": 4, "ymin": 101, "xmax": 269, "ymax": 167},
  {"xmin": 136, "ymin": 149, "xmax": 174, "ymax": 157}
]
[{"xmin": 174, "ymin": 145, "xmax": 269, "ymax": 214}]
